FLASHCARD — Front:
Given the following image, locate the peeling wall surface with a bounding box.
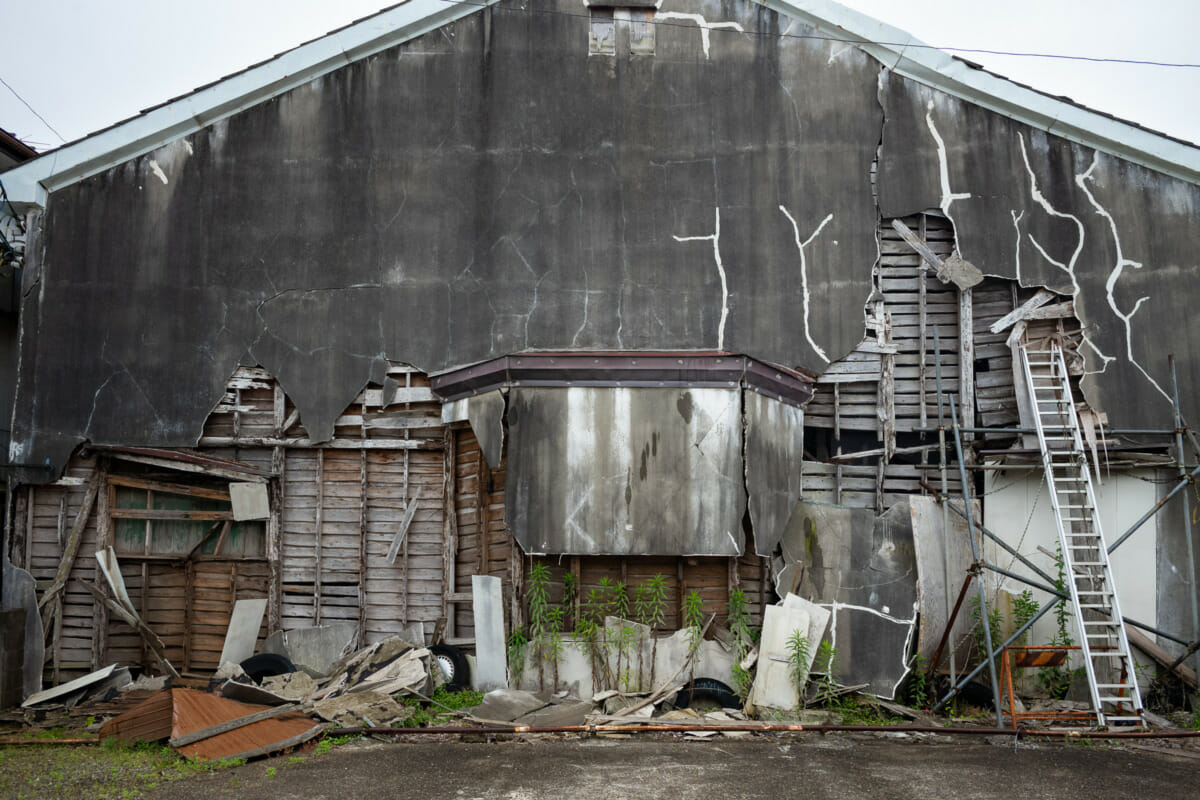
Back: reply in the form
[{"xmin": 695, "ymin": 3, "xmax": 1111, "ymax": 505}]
[
  {"xmin": 877, "ymin": 72, "xmax": 1200, "ymax": 428},
  {"xmin": 743, "ymin": 389, "xmax": 804, "ymax": 557},
  {"xmin": 775, "ymin": 499, "xmax": 918, "ymax": 699},
  {"xmin": 505, "ymin": 387, "xmax": 744, "ymax": 555},
  {"xmin": 11, "ymin": 0, "xmax": 883, "ymax": 471}
]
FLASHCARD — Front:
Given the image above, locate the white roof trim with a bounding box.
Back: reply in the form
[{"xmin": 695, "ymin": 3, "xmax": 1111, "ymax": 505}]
[
  {"xmin": 3, "ymin": 0, "xmax": 1197, "ymax": 206},
  {"xmin": 758, "ymin": 0, "xmax": 1200, "ymax": 185},
  {"xmin": 0, "ymin": 0, "xmax": 500, "ymax": 208}
]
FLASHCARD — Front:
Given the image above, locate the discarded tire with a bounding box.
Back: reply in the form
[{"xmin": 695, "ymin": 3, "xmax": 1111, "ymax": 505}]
[
  {"xmin": 674, "ymin": 677, "xmax": 741, "ymax": 710},
  {"xmin": 431, "ymin": 643, "xmax": 470, "ymax": 691},
  {"xmin": 240, "ymin": 653, "xmax": 296, "ymax": 684}
]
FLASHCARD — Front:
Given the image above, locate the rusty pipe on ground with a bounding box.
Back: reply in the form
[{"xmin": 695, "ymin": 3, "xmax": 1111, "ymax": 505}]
[{"xmin": 325, "ymin": 723, "xmax": 1200, "ymax": 740}]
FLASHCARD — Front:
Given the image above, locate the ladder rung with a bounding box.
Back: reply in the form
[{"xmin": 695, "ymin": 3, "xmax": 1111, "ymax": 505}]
[
  {"xmin": 1095, "ymin": 684, "xmax": 1136, "ymax": 689},
  {"xmin": 1083, "ymin": 620, "xmax": 1118, "ymax": 627}
]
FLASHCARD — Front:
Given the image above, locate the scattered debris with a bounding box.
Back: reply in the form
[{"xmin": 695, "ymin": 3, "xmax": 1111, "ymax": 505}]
[
  {"xmin": 21, "ymin": 664, "xmax": 130, "ymax": 709},
  {"xmin": 468, "ymin": 689, "xmax": 549, "ymax": 722},
  {"xmin": 317, "ymin": 636, "xmax": 431, "ymax": 699},
  {"xmin": 312, "ymin": 690, "xmax": 413, "ymax": 728},
  {"xmin": 261, "ymin": 623, "xmax": 358, "ymax": 678}
]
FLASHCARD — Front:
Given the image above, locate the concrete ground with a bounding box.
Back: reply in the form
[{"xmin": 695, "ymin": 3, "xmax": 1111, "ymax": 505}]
[{"xmin": 148, "ymin": 732, "xmax": 1200, "ymax": 800}]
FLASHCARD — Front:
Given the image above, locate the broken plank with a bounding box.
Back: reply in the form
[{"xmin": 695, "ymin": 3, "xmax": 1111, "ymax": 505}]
[
  {"xmin": 989, "ymin": 288, "xmax": 1055, "ymax": 333},
  {"xmin": 386, "ymin": 485, "xmax": 426, "ymax": 565}
]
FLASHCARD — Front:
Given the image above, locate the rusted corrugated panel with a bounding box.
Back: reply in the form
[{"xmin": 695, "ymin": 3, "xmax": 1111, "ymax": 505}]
[
  {"xmin": 98, "ymin": 688, "xmax": 316, "ymax": 761},
  {"xmin": 170, "ymin": 689, "xmax": 315, "ymax": 761}
]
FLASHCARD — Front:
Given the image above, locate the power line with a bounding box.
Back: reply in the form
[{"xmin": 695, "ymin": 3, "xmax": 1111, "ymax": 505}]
[
  {"xmin": 0, "ymin": 76, "xmax": 66, "ymax": 144},
  {"xmin": 435, "ymin": 0, "xmax": 1200, "ymax": 69}
]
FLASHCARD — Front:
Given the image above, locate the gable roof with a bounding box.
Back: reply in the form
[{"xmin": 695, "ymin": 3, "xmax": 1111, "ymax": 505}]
[{"xmin": 1, "ymin": 0, "xmax": 1197, "ymax": 207}]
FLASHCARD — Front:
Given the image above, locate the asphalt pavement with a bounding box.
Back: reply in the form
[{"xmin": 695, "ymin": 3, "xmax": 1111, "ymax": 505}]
[{"xmin": 147, "ymin": 732, "xmax": 1200, "ymax": 800}]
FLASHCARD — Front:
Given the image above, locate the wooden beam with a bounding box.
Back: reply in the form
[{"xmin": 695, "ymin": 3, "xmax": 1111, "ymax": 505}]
[
  {"xmin": 168, "ymin": 703, "xmax": 305, "ymax": 747},
  {"xmin": 38, "ymin": 472, "xmax": 102, "ymax": 624},
  {"xmin": 104, "ymin": 452, "xmax": 270, "ymax": 482},
  {"xmin": 110, "ymin": 508, "xmax": 233, "ymax": 521},
  {"xmin": 386, "ymin": 485, "xmax": 425, "ymax": 565},
  {"xmin": 107, "ymin": 474, "xmax": 231, "ymax": 502},
  {"xmin": 989, "ymin": 288, "xmax": 1055, "ymax": 334},
  {"xmin": 197, "ymin": 436, "xmax": 434, "ymax": 450}
]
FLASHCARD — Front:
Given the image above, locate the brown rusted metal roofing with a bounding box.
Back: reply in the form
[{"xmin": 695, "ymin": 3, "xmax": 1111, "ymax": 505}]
[{"xmin": 99, "ymin": 688, "xmax": 318, "ymax": 761}]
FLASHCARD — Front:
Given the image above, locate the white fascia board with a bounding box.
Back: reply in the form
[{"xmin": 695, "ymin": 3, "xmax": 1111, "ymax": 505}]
[
  {"xmin": 758, "ymin": 0, "xmax": 1200, "ymax": 185},
  {"xmin": 0, "ymin": 0, "xmax": 500, "ymax": 209}
]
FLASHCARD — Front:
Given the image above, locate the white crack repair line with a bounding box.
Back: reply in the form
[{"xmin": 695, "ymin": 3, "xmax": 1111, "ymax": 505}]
[
  {"xmin": 779, "ymin": 205, "xmax": 833, "ymax": 363},
  {"xmin": 924, "ymin": 101, "xmax": 971, "ymax": 218},
  {"xmin": 674, "ymin": 207, "xmax": 729, "ymax": 351},
  {"xmin": 656, "ymin": 11, "xmax": 744, "ymax": 59},
  {"xmin": 1018, "ymin": 134, "xmax": 1084, "ymax": 297},
  {"xmin": 1075, "ymin": 154, "xmax": 1171, "ymax": 401}
]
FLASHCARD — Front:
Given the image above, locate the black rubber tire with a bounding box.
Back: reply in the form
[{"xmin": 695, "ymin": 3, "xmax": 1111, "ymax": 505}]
[
  {"xmin": 430, "ymin": 643, "xmax": 470, "ymax": 692},
  {"xmin": 674, "ymin": 677, "xmax": 741, "ymax": 710},
  {"xmin": 240, "ymin": 653, "xmax": 295, "ymax": 684}
]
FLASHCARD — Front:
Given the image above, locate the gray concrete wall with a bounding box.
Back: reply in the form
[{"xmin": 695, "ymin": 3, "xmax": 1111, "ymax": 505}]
[{"xmin": 8, "ymin": 0, "xmax": 1200, "ymax": 475}]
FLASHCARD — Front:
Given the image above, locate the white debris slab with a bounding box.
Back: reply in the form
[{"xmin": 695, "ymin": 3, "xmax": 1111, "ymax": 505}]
[
  {"xmin": 747, "ymin": 604, "xmax": 811, "ymax": 712},
  {"xmin": 218, "ymin": 598, "xmax": 268, "ymax": 666},
  {"xmin": 471, "ymin": 575, "xmax": 507, "ymax": 691}
]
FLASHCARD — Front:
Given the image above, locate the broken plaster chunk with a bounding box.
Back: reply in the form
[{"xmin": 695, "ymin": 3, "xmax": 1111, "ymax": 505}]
[
  {"xmin": 313, "ymin": 690, "xmax": 413, "ymax": 728},
  {"xmin": 937, "ymin": 253, "xmax": 983, "ymax": 290}
]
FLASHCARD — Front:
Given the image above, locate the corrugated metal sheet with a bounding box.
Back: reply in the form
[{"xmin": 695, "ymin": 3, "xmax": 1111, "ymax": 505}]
[{"xmin": 99, "ymin": 688, "xmax": 317, "ymax": 761}]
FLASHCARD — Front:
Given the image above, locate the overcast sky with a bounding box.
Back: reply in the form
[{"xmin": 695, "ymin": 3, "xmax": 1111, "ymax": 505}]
[{"xmin": 1, "ymin": 0, "xmax": 1197, "ymax": 152}]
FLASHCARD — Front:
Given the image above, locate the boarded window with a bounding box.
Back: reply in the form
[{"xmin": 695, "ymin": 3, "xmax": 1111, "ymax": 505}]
[{"xmin": 110, "ymin": 477, "xmax": 265, "ymax": 557}]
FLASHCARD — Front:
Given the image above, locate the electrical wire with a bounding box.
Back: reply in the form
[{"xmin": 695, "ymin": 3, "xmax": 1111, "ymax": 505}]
[
  {"xmin": 0, "ymin": 76, "xmax": 66, "ymax": 144},
  {"xmin": 434, "ymin": 0, "xmax": 1200, "ymax": 69}
]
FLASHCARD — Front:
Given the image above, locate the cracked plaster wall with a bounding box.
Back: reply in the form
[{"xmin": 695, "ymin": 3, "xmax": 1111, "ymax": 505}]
[
  {"xmin": 10, "ymin": 0, "xmax": 880, "ymax": 474},
  {"xmin": 878, "ymin": 72, "xmax": 1200, "ymax": 428},
  {"xmin": 9, "ymin": 0, "xmax": 1199, "ymax": 478}
]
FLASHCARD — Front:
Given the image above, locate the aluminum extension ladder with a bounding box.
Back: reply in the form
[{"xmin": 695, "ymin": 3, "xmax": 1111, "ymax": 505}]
[{"xmin": 1019, "ymin": 343, "xmax": 1145, "ymax": 728}]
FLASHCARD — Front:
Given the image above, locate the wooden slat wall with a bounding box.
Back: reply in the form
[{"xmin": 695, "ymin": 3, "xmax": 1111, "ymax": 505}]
[
  {"xmin": 807, "ymin": 213, "xmax": 961, "ymax": 435},
  {"xmin": 452, "ymin": 427, "xmax": 518, "ymax": 645},
  {"xmin": 802, "ymin": 213, "xmax": 964, "ymax": 511},
  {"xmin": 23, "ymin": 456, "xmax": 102, "ymax": 675}
]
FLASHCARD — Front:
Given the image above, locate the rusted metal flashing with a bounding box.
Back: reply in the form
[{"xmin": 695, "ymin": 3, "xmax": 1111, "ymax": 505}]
[{"xmin": 431, "ymin": 353, "xmax": 814, "ymax": 407}]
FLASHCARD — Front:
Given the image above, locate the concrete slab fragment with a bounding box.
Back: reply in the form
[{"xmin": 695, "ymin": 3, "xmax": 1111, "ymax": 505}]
[
  {"xmin": 909, "ymin": 496, "xmax": 975, "ymax": 663},
  {"xmin": 515, "ymin": 699, "xmax": 594, "ymax": 727},
  {"xmin": 470, "ymin": 689, "xmax": 549, "ymax": 722},
  {"xmin": 313, "ymin": 690, "xmax": 413, "ymax": 728},
  {"xmin": 262, "ymin": 622, "xmax": 358, "ymax": 677},
  {"xmin": 652, "ymin": 628, "xmax": 735, "ymax": 689},
  {"xmin": 1, "ymin": 559, "xmax": 42, "ymax": 700},
  {"xmin": 218, "ymin": 598, "xmax": 268, "ymax": 666},
  {"xmin": 774, "ymin": 499, "xmax": 918, "ymax": 699},
  {"xmin": 748, "ymin": 605, "xmax": 811, "ymax": 711},
  {"xmin": 472, "ymin": 575, "xmax": 507, "ymax": 691},
  {"xmin": 781, "ymin": 593, "xmax": 832, "ymax": 675}
]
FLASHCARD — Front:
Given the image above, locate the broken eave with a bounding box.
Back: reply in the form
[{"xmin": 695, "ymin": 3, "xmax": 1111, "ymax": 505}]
[
  {"xmin": 84, "ymin": 445, "xmax": 275, "ymax": 482},
  {"xmin": 430, "ymin": 352, "xmax": 814, "ymax": 407}
]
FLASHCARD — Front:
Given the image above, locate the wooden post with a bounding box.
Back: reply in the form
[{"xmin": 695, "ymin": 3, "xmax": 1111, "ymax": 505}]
[
  {"xmin": 476, "ymin": 447, "xmax": 489, "ymax": 576},
  {"xmin": 93, "ymin": 467, "xmax": 111, "ymax": 667},
  {"xmin": 267, "ymin": 447, "xmax": 284, "ymax": 633},
  {"xmin": 959, "ymin": 287, "xmax": 975, "ymax": 439},
  {"xmin": 358, "ymin": 448, "xmax": 368, "ymax": 648},
  {"xmin": 314, "ymin": 449, "xmax": 324, "ymax": 625},
  {"xmin": 441, "ymin": 428, "xmax": 458, "ymax": 640},
  {"xmin": 400, "ymin": 449, "xmax": 410, "ymax": 627}
]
